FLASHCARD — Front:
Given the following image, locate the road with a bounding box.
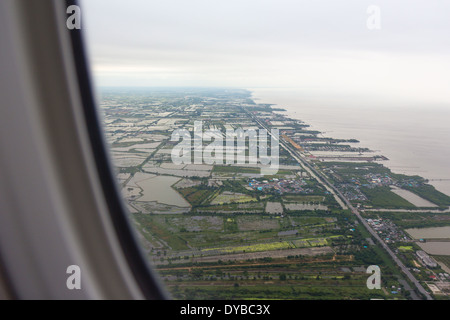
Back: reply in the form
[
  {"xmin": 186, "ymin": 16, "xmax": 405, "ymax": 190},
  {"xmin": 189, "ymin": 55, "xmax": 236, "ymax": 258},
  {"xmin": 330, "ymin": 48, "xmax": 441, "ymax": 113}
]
[
  {"xmin": 247, "ymin": 109, "xmax": 433, "ymax": 300},
  {"xmin": 346, "ymin": 199, "xmax": 433, "ymax": 300},
  {"xmin": 246, "ymin": 111, "xmax": 347, "ymax": 210}
]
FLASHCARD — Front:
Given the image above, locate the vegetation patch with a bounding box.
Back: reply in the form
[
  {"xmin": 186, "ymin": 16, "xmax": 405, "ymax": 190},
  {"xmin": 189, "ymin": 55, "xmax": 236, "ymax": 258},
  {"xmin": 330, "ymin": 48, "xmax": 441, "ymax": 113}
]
[
  {"xmin": 361, "ymin": 186, "xmax": 416, "ymax": 209},
  {"xmin": 202, "ymin": 241, "xmax": 293, "ymax": 254}
]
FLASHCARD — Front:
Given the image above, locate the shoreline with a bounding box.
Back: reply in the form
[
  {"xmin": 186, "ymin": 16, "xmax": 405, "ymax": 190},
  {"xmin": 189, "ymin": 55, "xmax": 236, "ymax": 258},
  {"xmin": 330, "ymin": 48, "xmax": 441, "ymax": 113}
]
[{"xmin": 248, "ymin": 88, "xmax": 450, "ymax": 197}]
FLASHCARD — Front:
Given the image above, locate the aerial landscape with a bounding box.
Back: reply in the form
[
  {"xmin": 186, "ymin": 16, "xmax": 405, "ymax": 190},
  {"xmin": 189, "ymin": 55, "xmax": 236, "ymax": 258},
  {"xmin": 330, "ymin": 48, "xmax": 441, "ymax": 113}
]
[{"xmin": 99, "ymin": 87, "xmax": 450, "ymax": 300}]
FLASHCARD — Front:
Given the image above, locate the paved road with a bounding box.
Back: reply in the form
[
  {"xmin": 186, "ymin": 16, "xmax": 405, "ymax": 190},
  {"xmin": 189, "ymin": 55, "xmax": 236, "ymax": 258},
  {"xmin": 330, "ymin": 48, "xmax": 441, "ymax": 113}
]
[
  {"xmin": 348, "ymin": 202, "xmax": 432, "ymax": 300},
  {"xmin": 247, "ymin": 109, "xmax": 433, "ymax": 300},
  {"xmin": 247, "ymin": 111, "xmax": 347, "ymax": 209}
]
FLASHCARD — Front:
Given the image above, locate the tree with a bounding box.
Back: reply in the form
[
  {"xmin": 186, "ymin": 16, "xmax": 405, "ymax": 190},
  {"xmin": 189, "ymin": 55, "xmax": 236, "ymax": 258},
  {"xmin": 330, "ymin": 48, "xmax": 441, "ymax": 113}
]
[{"xmin": 192, "ymin": 268, "xmax": 204, "ymax": 280}]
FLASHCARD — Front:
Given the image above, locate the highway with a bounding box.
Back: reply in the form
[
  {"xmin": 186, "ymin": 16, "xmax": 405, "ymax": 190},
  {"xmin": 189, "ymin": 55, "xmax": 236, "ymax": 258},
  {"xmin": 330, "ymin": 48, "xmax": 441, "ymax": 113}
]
[
  {"xmin": 247, "ymin": 109, "xmax": 433, "ymax": 300},
  {"xmin": 245, "ymin": 111, "xmax": 348, "ymax": 210}
]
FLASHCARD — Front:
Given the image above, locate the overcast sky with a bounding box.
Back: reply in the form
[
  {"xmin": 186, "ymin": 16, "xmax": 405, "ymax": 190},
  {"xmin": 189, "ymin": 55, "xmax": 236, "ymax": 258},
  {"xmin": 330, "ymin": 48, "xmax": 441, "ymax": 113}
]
[{"xmin": 81, "ymin": 0, "xmax": 450, "ymax": 106}]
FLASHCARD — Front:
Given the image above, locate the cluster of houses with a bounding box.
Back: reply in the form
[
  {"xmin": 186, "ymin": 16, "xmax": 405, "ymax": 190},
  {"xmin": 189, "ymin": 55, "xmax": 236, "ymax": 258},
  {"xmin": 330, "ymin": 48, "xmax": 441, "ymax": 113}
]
[{"xmin": 247, "ymin": 178, "xmax": 311, "ymax": 194}]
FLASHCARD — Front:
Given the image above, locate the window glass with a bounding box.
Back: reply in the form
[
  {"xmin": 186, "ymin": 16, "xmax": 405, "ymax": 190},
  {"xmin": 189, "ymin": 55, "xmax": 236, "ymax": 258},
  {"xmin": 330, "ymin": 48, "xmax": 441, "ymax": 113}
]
[{"xmin": 81, "ymin": 0, "xmax": 450, "ymax": 300}]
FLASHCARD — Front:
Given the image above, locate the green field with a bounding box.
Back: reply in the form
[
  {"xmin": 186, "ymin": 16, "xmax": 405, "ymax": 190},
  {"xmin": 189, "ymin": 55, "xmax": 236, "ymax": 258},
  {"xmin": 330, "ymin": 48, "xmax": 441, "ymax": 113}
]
[
  {"xmin": 433, "ymin": 255, "xmax": 450, "ymax": 270},
  {"xmin": 405, "ymin": 185, "xmax": 450, "ymax": 207},
  {"xmin": 202, "ymin": 241, "xmax": 294, "ymax": 254},
  {"xmin": 169, "ymin": 281, "xmax": 386, "ymax": 300},
  {"xmin": 361, "ymin": 211, "xmax": 450, "ymax": 229},
  {"xmin": 398, "ymin": 246, "xmax": 414, "ymax": 252},
  {"xmin": 282, "ymin": 195, "xmax": 325, "ymax": 203},
  {"xmin": 177, "ymin": 187, "xmax": 216, "ymax": 206},
  {"xmin": 210, "ymin": 192, "xmax": 257, "ymax": 205},
  {"xmin": 133, "ymin": 213, "xmax": 190, "ymax": 251},
  {"xmin": 361, "ymin": 187, "xmax": 416, "ymax": 209}
]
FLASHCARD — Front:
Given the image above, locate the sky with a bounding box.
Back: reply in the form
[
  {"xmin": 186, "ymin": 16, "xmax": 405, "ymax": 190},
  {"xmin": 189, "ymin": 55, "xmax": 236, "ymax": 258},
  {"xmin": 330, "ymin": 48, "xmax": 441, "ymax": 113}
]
[{"xmin": 81, "ymin": 0, "xmax": 450, "ymax": 106}]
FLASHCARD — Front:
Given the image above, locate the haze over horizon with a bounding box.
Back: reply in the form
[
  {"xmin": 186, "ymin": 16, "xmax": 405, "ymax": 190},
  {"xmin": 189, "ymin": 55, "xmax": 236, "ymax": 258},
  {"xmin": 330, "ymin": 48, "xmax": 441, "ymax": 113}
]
[{"xmin": 82, "ymin": 0, "xmax": 450, "ymax": 107}]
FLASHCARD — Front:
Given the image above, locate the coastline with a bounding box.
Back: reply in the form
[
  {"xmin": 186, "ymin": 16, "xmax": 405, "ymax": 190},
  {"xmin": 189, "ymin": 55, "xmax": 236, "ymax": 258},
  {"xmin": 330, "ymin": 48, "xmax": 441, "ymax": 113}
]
[{"xmin": 248, "ymin": 88, "xmax": 450, "ymax": 197}]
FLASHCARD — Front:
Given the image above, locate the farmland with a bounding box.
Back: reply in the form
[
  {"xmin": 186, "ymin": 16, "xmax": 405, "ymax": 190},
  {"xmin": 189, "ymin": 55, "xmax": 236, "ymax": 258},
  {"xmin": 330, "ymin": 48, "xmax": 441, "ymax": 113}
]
[
  {"xmin": 433, "ymin": 256, "xmax": 450, "ymax": 271},
  {"xmin": 130, "ymin": 207, "xmax": 408, "ymax": 299},
  {"xmin": 99, "ymin": 88, "xmax": 431, "ymax": 300}
]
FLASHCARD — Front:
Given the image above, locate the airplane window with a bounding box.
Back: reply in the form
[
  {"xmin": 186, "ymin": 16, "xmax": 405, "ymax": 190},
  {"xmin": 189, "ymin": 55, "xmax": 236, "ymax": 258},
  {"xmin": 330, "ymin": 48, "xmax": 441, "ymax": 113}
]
[{"xmin": 79, "ymin": 0, "xmax": 450, "ymax": 300}]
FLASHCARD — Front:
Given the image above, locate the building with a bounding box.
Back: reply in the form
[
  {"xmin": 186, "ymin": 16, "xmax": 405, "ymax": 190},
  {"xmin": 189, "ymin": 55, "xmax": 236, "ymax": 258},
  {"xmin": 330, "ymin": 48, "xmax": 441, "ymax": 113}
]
[{"xmin": 416, "ymin": 250, "xmax": 438, "ymax": 268}]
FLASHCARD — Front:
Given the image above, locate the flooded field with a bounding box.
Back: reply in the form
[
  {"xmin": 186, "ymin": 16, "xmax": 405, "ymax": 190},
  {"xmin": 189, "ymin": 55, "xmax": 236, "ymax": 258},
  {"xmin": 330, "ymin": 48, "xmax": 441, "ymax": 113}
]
[
  {"xmin": 391, "ymin": 186, "xmax": 438, "ymax": 207},
  {"xmin": 132, "ymin": 174, "xmax": 191, "ymax": 207},
  {"xmin": 310, "ymin": 151, "xmax": 372, "ymax": 156},
  {"xmin": 112, "ymin": 155, "xmax": 147, "ymax": 167},
  {"xmin": 174, "ymin": 178, "xmax": 203, "ymax": 188},
  {"xmin": 418, "ymin": 242, "xmax": 450, "ymax": 256},
  {"xmin": 265, "ymin": 202, "xmax": 283, "ymax": 214},
  {"xmin": 406, "ymin": 226, "xmax": 450, "ymax": 239}
]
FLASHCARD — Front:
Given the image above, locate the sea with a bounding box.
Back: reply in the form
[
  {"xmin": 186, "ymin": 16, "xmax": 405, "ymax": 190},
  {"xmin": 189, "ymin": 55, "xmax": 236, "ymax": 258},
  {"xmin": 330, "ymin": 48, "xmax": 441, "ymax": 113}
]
[{"xmin": 249, "ymin": 88, "xmax": 450, "ymax": 197}]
